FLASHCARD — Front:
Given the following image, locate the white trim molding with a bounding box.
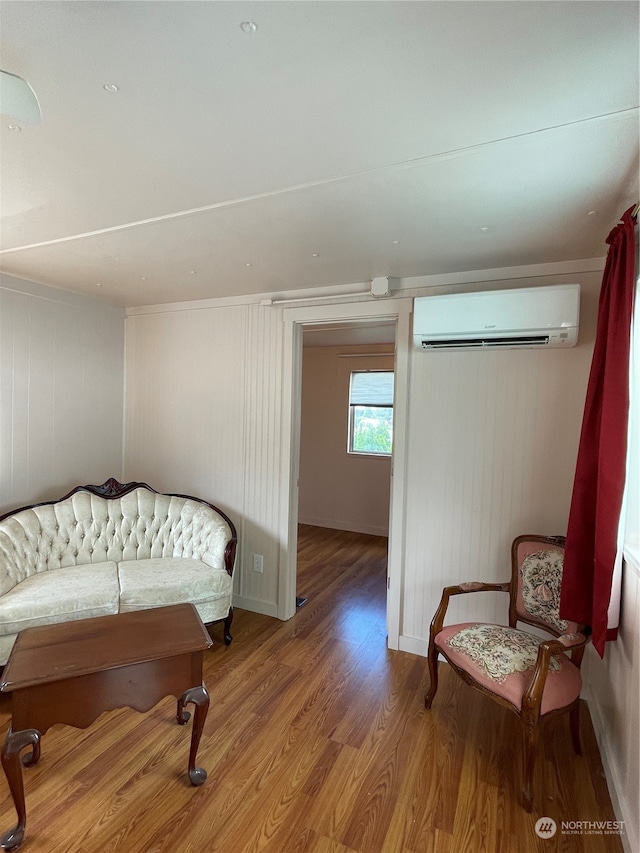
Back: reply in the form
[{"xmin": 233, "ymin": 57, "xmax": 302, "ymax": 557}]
[{"xmin": 278, "ymin": 297, "xmax": 413, "ymax": 649}]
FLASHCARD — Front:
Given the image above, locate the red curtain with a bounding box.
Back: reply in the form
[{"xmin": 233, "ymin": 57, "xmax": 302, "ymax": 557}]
[{"xmin": 560, "ymin": 205, "xmax": 637, "ymax": 657}]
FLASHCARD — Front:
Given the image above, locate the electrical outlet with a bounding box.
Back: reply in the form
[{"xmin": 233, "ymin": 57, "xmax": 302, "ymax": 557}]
[{"xmin": 252, "ymin": 554, "xmax": 264, "ymax": 573}]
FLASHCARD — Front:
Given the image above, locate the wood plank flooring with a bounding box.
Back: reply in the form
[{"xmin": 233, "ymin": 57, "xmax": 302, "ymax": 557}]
[{"xmin": 0, "ymin": 525, "xmax": 625, "ymax": 852}]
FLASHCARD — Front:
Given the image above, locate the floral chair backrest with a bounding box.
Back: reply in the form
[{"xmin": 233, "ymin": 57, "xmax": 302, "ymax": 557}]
[{"xmin": 512, "ymin": 536, "xmax": 581, "ymax": 636}]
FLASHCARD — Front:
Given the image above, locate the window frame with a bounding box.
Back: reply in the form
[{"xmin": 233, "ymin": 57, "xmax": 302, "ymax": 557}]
[{"xmin": 347, "ymin": 369, "xmax": 394, "ymax": 458}]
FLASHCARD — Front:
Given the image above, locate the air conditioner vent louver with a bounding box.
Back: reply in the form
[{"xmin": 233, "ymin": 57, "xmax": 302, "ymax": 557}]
[
  {"xmin": 413, "ymin": 285, "xmax": 580, "ymax": 352},
  {"xmin": 422, "ymin": 335, "xmax": 550, "ymax": 350}
]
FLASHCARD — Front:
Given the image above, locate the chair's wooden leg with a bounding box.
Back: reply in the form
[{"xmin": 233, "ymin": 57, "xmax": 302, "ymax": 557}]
[
  {"xmin": 570, "ymin": 700, "xmax": 582, "ymax": 755},
  {"xmin": 424, "ymin": 642, "xmax": 439, "ymax": 709},
  {"xmin": 521, "ymin": 716, "xmax": 537, "ymax": 812}
]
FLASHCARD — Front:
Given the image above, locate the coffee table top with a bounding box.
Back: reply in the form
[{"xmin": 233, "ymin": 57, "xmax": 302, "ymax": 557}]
[{"xmin": 0, "ymin": 604, "xmax": 213, "ymax": 692}]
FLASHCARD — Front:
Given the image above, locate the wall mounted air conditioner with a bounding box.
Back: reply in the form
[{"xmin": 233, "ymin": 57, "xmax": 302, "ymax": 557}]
[{"xmin": 413, "ymin": 284, "xmax": 580, "ymax": 351}]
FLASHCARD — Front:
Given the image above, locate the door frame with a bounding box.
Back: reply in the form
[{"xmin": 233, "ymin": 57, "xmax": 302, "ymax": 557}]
[{"xmin": 277, "ymin": 297, "xmax": 412, "ymax": 649}]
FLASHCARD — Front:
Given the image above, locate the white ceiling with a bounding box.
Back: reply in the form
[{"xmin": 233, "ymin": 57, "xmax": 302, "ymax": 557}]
[{"xmin": 0, "ymin": 1, "xmax": 638, "ymax": 308}]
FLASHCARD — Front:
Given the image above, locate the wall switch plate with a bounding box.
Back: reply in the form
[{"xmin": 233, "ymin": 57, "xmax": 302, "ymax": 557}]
[{"xmin": 252, "ymin": 554, "xmax": 264, "ymax": 573}]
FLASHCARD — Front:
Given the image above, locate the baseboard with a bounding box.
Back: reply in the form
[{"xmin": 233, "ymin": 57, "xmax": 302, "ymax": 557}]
[
  {"xmin": 582, "ymin": 687, "xmax": 636, "ymax": 853},
  {"xmin": 298, "ymin": 516, "xmax": 389, "ymax": 537},
  {"xmin": 231, "ymin": 596, "xmax": 279, "ymax": 619},
  {"xmin": 398, "ymin": 634, "xmax": 428, "ymax": 657}
]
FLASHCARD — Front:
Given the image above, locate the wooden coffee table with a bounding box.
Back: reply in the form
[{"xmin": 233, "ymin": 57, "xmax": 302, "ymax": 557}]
[{"xmin": 0, "ymin": 604, "xmax": 213, "ymax": 851}]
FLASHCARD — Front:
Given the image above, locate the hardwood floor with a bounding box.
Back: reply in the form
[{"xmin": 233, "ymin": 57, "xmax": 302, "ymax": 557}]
[{"xmin": 0, "ymin": 525, "xmax": 624, "ymax": 852}]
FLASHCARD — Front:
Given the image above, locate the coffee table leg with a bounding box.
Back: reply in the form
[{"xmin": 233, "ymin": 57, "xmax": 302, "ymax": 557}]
[
  {"xmin": 1, "ymin": 728, "xmax": 41, "ymax": 852},
  {"xmin": 176, "ymin": 685, "xmax": 209, "ymax": 786}
]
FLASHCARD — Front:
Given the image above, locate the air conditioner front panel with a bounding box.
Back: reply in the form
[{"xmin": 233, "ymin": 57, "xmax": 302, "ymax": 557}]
[{"xmin": 413, "ymin": 284, "xmax": 579, "ymax": 350}]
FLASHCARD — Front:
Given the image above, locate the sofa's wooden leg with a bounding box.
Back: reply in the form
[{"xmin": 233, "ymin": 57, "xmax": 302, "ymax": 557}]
[{"xmin": 223, "ymin": 609, "xmax": 233, "ymax": 646}]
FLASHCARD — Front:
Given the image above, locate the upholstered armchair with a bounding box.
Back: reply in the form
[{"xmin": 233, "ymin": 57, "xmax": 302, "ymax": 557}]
[{"xmin": 424, "ymin": 534, "xmax": 590, "ymax": 811}]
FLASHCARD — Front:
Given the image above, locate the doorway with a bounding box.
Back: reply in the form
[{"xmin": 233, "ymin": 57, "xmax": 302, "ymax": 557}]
[
  {"xmin": 277, "ymin": 298, "xmax": 413, "ymax": 650},
  {"xmin": 297, "ymin": 322, "xmax": 396, "ymax": 611}
]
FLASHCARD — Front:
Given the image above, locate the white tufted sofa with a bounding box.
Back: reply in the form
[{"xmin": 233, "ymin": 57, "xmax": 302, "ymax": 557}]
[{"xmin": 0, "ymin": 479, "xmax": 237, "ymax": 665}]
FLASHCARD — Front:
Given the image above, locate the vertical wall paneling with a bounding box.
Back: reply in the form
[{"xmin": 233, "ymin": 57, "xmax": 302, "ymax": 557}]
[
  {"xmin": 0, "ymin": 274, "xmax": 125, "ymax": 514},
  {"xmin": 125, "ymin": 306, "xmax": 246, "ymax": 505},
  {"xmin": 239, "ymin": 303, "xmax": 283, "ymax": 612},
  {"xmin": 400, "ymin": 344, "xmax": 592, "ymax": 651},
  {"xmin": 124, "ymin": 305, "xmax": 247, "ymax": 527},
  {"xmin": 125, "ymin": 305, "xmax": 249, "ymax": 602},
  {"xmin": 124, "ymin": 302, "xmax": 283, "ymax": 617},
  {"xmin": 398, "ymin": 273, "xmax": 600, "ymax": 655}
]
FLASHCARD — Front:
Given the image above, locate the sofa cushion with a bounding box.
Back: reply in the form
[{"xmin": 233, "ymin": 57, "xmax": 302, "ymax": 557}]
[
  {"xmin": 0, "ymin": 562, "xmax": 120, "ymax": 636},
  {"xmin": 117, "ymin": 558, "xmax": 232, "ymax": 619}
]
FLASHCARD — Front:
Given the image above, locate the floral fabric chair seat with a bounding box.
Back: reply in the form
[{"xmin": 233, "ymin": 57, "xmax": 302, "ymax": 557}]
[{"xmin": 438, "ymin": 622, "xmax": 582, "ymax": 716}]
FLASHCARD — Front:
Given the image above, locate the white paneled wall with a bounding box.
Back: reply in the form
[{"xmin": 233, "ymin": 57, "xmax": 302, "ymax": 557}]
[
  {"xmin": 398, "ymin": 271, "xmax": 599, "ymax": 651},
  {"xmin": 125, "ymin": 302, "xmax": 283, "ymax": 615},
  {"xmin": 0, "ymin": 274, "xmax": 125, "ymax": 513},
  {"xmin": 125, "ymin": 306, "xmax": 246, "ymax": 504},
  {"xmin": 238, "ymin": 304, "xmax": 284, "ymax": 612},
  {"xmin": 401, "ymin": 344, "xmax": 592, "ymax": 647},
  {"xmin": 124, "ymin": 271, "xmax": 601, "ymax": 639}
]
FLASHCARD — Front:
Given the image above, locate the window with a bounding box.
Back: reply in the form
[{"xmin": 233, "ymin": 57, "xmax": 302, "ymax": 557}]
[{"xmin": 348, "ymin": 370, "xmax": 394, "ymax": 456}]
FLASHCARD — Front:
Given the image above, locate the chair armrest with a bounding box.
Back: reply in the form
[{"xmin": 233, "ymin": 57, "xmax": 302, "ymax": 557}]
[
  {"xmin": 429, "ymin": 581, "xmax": 510, "ymax": 640},
  {"xmin": 523, "ymin": 631, "xmax": 591, "ymax": 715}
]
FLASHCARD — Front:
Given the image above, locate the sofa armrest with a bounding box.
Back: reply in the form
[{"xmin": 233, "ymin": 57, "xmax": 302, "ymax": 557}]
[{"xmin": 223, "ymin": 537, "xmax": 237, "ymax": 578}]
